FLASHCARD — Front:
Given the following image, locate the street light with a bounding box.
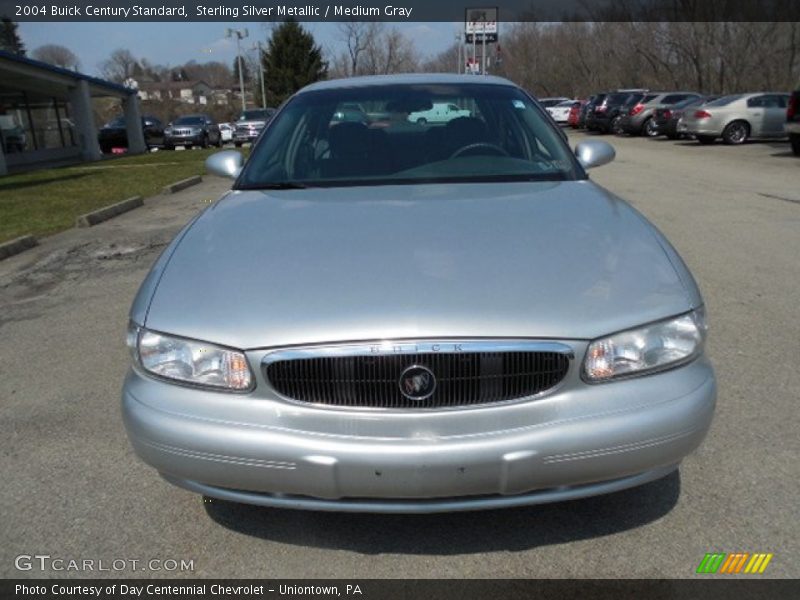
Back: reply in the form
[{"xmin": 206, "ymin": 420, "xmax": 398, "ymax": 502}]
[
  {"xmin": 226, "ymin": 27, "xmax": 249, "ymax": 113},
  {"xmin": 250, "ymin": 41, "xmax": 267, "ymax": 110}
]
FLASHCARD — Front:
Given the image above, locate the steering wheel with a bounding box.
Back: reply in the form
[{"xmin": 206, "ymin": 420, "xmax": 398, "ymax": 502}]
[{"xmin": 449, "ymin": 142, "xmax": 509, "ymax": 159}]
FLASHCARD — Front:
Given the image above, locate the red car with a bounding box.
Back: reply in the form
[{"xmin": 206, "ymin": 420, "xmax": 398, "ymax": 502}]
[{"xmin": 568, "ymin": 100, "xmax": 587, "ymax": 128}]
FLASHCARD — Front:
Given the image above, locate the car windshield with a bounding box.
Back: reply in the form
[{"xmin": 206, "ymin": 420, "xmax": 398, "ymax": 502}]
[
  {"xmin": 705, "ymin": 95, "xmax": 742, "ymax": 107},
  {"xmin": 240, "ymin": 110, "xmax": 268, "ymax": 120},
  {"xmin": 238, "ymin": 83, "xmax": 580, "ymax": 189},
  {"xmin": 174, "ymin": 116, "xmax": 205, "ymax": 126}
]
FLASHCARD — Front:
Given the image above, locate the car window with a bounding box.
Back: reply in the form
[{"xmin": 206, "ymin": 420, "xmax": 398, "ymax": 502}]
[
  {"xmin": 238, "ymin": 83, "xmax": 580, "ymax": 189},
  {"xmin": 707, "ymin": 95, "xmax": 743, "ymax": 107},
  {"xmin": 747, "ymin": 96, "xmax": 766, "ymax": 108},
  {"xmin": 661, "ymin": 94, "xmax": 694, "ymax": 104},
  {"xmin": 761, "ymin": 95, "xmax": 787, "ymax": 108}
]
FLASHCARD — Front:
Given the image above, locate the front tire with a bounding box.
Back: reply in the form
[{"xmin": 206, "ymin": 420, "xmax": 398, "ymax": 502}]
[
  {"xmin": 642, "ymin": 117, "xmax": 659, "ymax": 137},
  {"xmin": 722, "ymin": 121, "xmax": 749, "ymax": 145},
  {"xmin": 611, "ymin": 116, "xmax": 624, "ymax": 135}
]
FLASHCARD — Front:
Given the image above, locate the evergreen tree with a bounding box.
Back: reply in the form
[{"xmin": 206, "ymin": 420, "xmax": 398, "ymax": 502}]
[
  {"xmin": 0, "ymin": 18, "xmax": 25, "ymax": 55},
  {"xmin": 262, "ymin": 20, "xmax": 327, "ymax": 106}
]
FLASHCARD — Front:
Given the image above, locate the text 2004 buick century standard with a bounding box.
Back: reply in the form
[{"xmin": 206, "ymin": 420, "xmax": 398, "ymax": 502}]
[{"xmin": 122, "ymin": 74, "xmax": 715, "ymax": 513}]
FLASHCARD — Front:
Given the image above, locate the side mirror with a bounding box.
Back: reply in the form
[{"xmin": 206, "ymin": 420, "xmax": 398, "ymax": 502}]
[
  {"xmin": 205, "ymin": 150, "xmax": 244, "ymax": 180},
  {"xmin": 575, "ymin": 140, "xmax": 616, "ymax": 170}
]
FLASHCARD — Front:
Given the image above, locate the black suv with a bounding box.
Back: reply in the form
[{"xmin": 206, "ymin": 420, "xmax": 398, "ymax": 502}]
[
  {"xmin": 98, "ymin": 115, "xmax": 164, "ymax": 154},
  {"xmin": 585, "ymin": 92, "xmax": 643, "ymax": 134}
]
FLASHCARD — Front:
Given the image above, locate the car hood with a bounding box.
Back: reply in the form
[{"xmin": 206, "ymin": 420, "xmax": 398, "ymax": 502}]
[{"xmin": 142, "ymin": 181, "xmax": 699, "ymax": 349}]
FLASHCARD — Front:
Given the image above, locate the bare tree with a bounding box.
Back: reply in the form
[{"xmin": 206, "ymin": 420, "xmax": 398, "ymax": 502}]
[
  {"xmin": 32, "ymin": 44, "xmax": 80, "ymax": 70},
  {"xmin": 100, "ymin": 49, "xmax": 138, "ymax": 83},
  {"xmin": 337, "ymin": 21, "xmax": 378, "ymax": 77}
]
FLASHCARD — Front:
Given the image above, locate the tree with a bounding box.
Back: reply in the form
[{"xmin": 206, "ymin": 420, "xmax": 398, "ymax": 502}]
[
  {"xmin": 262, "ymin": 20, "xmax": 327, "ymax": 106},
  {"xmin": 32, "ymin": 44, "xmax": 79, "ymax": 70},
  {"xmin": 0, "ymin": 18, "xmax": 25, "ymax": 55},
  {"xmin": 100, "ymin": 49, "xmax": 138, "ymax": 83}
]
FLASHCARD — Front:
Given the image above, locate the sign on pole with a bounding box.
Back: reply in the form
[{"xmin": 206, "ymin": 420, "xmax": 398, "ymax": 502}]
[{"xmin": 465, "ymin": 7, "xmax": 498, "ymax": 44}]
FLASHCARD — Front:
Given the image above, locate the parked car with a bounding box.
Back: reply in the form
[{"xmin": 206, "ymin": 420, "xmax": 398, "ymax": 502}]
[
  {"xmin": 678, "ymin": 93, "xmax": 790, "ymax": 145},
  {"xmin": 786, "ymin": 85, "xmax": 800, "ymax": 155},
  {"xmin": 618, "ymin": 92, "xmax": 702, "ymax": 137},
  {"xmin": 123, "ymin": 74, "xmax": 715, "ymax": 513},
  {"xmin": 585, "ymin": 92, "xmax": 638, "ymax": 133},
  {"xmin": 218, "ymin": 122, "xmax": 234, "ymax": 143},
  {"xmin": 233, "ymin": 108, "xmax": 276, "ymax": 147},
  {"xmin": 577, "ymin": 95, "xmax": 596, "ymax": 129},
  {"xmin": 164, "ymin": 114, "xmax": 221, "ymax": 149},
  {"xmin": 408, "ymin": 102, "xmax": 471, "ymax": 124},
  {"xmin": 546, "ymin": 99, "xmax": 576, "ymax": 125},
  {"xmin": 567, "ymin": 100, "xmax": 587, "ymax": 128},
  {"xmin": 653, "ymin": 96, "xmax": 718, "ymax": 139},
  {"xmin": 537, "ymin": 96, "xmax": 571, "ymax": 108},
  {"xmin": 98, "ymin": 115, "xmax": 164, "ymax": 154},
  {"xmin": 0, "ymin": 114, "xmax": 26, "ymax": 152}
]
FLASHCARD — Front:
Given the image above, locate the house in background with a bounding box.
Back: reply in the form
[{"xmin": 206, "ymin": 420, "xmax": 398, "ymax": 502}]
[{"xmin": 135, "ymin": 80, "xmax": 230, "ymax": 106}]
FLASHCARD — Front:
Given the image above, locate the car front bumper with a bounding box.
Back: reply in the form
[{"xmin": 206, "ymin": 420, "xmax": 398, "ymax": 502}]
[
  {"xmin": 122, "ymin": 356, "xmax": 715, "ymax": 512},
  {"xmin": 165, "ymin": 134, "xmax": 204, "ymax": 146}
]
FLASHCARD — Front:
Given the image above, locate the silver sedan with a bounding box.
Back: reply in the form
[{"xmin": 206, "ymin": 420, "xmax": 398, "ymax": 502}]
[
  {"xmin": 122, "ymin": 74, "xmax": 715, "ymax": 513},
  {"xmin": 679, "ymin": 92, "xmax": 790, "ymax": 144}
]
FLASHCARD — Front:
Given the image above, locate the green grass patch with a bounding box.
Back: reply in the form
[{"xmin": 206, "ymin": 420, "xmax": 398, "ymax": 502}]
[{"xmin": 0, "ymin": 148, "xmax": 245, "ymax": 244}]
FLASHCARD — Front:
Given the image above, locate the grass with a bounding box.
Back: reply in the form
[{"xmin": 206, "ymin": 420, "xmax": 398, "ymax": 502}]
[{"xmin": 0, "ymin": 148, "xmax": 243, "ymax": 244}]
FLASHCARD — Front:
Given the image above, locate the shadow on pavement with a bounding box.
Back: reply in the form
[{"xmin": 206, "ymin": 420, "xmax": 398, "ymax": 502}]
[{"xmin": 204, "ymin": 470, "xmax": 680, "ymax": 555}]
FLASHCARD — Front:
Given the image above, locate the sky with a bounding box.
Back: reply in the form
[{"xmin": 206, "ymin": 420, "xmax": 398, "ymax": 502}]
[{"xmin": 17, "ymin": 22, "xmax": 460, "ymax": 77}]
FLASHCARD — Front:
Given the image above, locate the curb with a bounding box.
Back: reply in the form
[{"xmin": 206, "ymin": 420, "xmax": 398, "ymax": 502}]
[
  {"xmin": 0, "ymin": 235, "xmax": 38, "ymax": 261},
  {"xmin": 75, "ymin": 195, "xmax": 144, "ymax": 228},
  {"xmin": 163, "ymin": 175, "xmax": 202, "ymax": 194}
]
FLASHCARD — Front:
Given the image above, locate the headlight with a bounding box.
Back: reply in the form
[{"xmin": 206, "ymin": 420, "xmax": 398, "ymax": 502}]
[
  {"xmin": 583, "ymin": 308, "xmax": 706, "ymax": 382},
  {"xmin": 127, "ymin": 324, "xmax": 253, "ymax": 391}
]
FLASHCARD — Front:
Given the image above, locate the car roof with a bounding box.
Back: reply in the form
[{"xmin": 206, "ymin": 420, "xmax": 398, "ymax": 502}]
[{"xmin": 300, "ymin": 73, "xmax": 516, "ymax": 93}]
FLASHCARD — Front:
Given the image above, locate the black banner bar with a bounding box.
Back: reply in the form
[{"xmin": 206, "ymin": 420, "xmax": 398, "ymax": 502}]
[
  {"xmin": 3, "ymin": 580, "xmax": 800, "ymax": 600},
  {"xmin": 1, "ymin": 0, "xmax": 800, "ymax": 22}
]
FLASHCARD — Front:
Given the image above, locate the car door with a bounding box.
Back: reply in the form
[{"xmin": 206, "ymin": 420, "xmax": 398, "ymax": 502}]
[
  {"xmin": 762, "ymin": 94, "xmax": 789, "ymax": 137},
  {"xmin": 745, "ymin": 95, "xmax": 769, "ymax": 136}
]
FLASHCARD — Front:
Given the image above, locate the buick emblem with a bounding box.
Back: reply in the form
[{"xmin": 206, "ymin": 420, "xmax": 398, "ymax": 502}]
[{"xmin": 398, "ymin": 365, "xmax": 437, "ymax": 401}]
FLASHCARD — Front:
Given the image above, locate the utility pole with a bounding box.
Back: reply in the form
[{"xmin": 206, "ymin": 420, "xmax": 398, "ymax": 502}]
[
  {"xmin": 251, "ymin": 41, "xmax": 267, "ymax": 109},
  {"xmin": 455, "ymin": 31, "xmax": 462, "ymax": 74},
  {"xmin": 227, "ymin": 27, "xmax": 249, "ymax": 113}
]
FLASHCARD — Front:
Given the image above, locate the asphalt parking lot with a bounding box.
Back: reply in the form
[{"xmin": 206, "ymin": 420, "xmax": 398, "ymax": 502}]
[{"xmin": 1, "ymin": 132, "xmax": 798, "ymax": 579}]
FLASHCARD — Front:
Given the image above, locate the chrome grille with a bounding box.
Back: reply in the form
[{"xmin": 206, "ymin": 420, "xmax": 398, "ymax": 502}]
[{"xmin": 263, "ymin": 342, "xmax": 572, "ymax": 409}]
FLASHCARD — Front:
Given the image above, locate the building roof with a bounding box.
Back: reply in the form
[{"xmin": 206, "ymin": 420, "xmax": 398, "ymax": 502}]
[{"xmin": 0, "ymin": 49, "xmax": 135, "ymax": 96}]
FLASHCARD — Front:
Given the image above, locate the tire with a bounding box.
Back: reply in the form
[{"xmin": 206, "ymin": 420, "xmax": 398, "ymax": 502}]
[
  {"xmin": 610, "ymin": 116, "xmax": 623, "ymax": 135},
  {"xmin": 164, "ymin": 144, "xmax": 174, "ymax": 151},
  {"xmin": 722, "ymin": 121, "xmax": 749, "ymax": 145},
  {"xmin": 696, "ymin": 135, "xmax": 716, "ymax": 145},
  {"xmin": 790, "ymin": 133, "xmax": 800, "ymax": 156},
  {"xmin": 642, "ymin": 117, "xmax": 659, "ymax": 138},
  {"xmin": 200, "ymin": 134, "xmax": 209, "ymax": 149},
  {"xmin": 416, "ymin": 118, "xmax": 427, "ymax": 125}
]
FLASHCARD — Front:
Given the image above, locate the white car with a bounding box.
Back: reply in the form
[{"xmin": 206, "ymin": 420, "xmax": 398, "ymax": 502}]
[
  {"xmin": 408, "ymin": 102, "xmax": 471, "ymax": 124},
  {"xmin": 546, "ymin": 100, "xmax": 576, "ymax": 124}
]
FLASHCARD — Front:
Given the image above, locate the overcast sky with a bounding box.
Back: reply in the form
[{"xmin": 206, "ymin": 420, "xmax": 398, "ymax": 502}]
[{"xmin": 18, "ymin": 22, "xmax": 460, "ymax": 76}]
